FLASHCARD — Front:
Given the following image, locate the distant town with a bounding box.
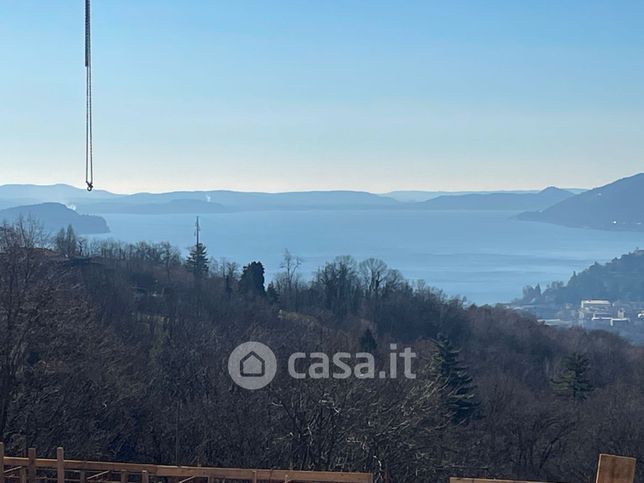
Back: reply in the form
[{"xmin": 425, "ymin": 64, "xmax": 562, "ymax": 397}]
[
  {"xmin": 510, "ymin": 249, "xmax": 644, "ymax": 344},
  {"xmin": 512, "ymin": 299, "xmax": 644, "ymax": 343}
]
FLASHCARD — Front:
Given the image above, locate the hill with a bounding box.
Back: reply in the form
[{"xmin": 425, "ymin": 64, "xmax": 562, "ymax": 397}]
[
  {"xmin": 418, "ymin": 187, "xmax": 574, "ymax": 211},
  {"xmin": 0, "ymin": 184, "xmax": 588, "ymax": 214},
  {"xmin": 75, "ymin": 199, "xmax": 229, "ymax": 214},
  {"xmin": 0, "ymin": 185, "xmax": 401, "ymax": 212},
  {"xmin": 75, "ymin": 190, "xmax": 401, "ymax": 213},
  {"xmin": 0, "ymin": 183, "xmax": 120, "ymax": 207},
  {"xmin": 1, "ymin": 222, "xmax": 644, "ymax": 482},
  {"xmin": 520, "ymin": 250, "xmax": 644, "ymax": 305},
  {"xmin": 518, "ymin": 173, "xmax": 644, "ymax": 231},
  {"xmin": 383, "ymin": 189, "xmax": 545, "ymax": 202},
  {"xmin": 0, "ymin": 202, "xmax": 109, "ymax": 234}
]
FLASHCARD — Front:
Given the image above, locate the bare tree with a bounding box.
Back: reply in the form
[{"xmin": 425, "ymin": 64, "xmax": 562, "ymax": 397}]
[{"xmin": 276, "ymin": 249, "xmax": 303, "ymax": 309}]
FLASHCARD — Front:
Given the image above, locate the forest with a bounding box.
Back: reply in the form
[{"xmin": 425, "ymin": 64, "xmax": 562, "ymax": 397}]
[
  {"xmin": 520, "ymin": 250, "xmax": 644, "ymax": 305},
  {"xmin": 1, "ymin": 220, "xmax": 644, "ymax": 482}
]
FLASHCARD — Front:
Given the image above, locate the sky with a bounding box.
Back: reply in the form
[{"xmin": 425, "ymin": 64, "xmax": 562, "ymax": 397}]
[{"xmin": 1, "ymin": 0, "xmax": 644, "ymax": 194}]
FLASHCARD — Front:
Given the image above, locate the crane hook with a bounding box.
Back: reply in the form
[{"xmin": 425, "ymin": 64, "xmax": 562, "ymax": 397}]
[{"xmin": 85, "ymin": 0, "xmax": 95, "ymax": 191}]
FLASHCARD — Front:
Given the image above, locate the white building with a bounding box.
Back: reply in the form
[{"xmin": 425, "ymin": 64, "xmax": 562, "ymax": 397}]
[{"xmin": 579, "ymin": 300, "xmax": 613, "ymax": 322}]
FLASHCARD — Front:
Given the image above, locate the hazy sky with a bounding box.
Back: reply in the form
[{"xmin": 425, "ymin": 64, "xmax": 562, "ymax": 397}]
[{"xmin": 1, "ymin": 1, "xmax": 644, "ymax": 193}]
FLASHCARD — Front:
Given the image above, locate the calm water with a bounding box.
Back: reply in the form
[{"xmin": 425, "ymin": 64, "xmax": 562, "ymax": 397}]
[{"xmin": 93, "ymin": 210, "xmax": 644, "ymax": 305}]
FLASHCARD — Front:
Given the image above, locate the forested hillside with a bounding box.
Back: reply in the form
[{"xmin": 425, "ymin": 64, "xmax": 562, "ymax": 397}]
[
  {"xmin": 520, "ymin": 250, "xmax": 644, "ymax": 305},
  {"xmin": 0, "ymin": 203, "xmax": 109, "ymax": 234},
  {"xmin": 1, "ymin": 220, "xmax": 643, "ymax": 482},
  {"xmin": 518, "ymin": 173, "xmax": 644, "ymax": 231}
]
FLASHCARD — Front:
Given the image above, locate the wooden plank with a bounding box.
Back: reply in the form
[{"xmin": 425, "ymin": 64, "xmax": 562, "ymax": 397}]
[
  {"xmin": 87, "ymin": 471, "xmax": 110, "ymax": 481},
  {"xmin": 450, "ymin": 479, "xmax": 553, "ymax": 483},
  {"xmin": 56, "ymin": 448, "xmax": 64, "ymax": 483},
  {"xmin": 1, "ymin": 456, "xmax": 372, "ymax": 483},
  {"xmin": 141, "ymin": 471, "xmax": 148, "ymax": 483},
  {"xmin": 27, "ymin": 449, "xmax": 36, "ymax": 483},
  {"xmin": 0, "ymin": 442, "xmax": 4, "ymax": 483},
  {"xmin": 595, "ymin": 454, "xmax": 636, "ymax": 483}
]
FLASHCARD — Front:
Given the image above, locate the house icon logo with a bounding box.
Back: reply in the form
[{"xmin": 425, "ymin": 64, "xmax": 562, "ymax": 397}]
[
  {"xmin": 240, "ymin": 351, "xmax": 265, "ymax": 377},
  {"xmin": 228, "ymin": 342, "xmax": 277, "ymax": 390}
]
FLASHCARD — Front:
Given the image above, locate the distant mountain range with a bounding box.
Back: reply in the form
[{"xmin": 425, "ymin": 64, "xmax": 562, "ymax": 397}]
[
  {"xmin": 0, "ymin": 203, "xmax": 109, "ymax": 235},
  {"xmin": 1, "ymin": 176, "xmax": 641, "ymax": 237},
  {"xmin": 518, "ymin": 173, "xmax": 644, "ymax": 231},
  {"xmin": 383, "ymin": 188, "xmax": 586, "ymax": 203},
  {"xmin": 383, "ymin": 190, "xmax": 516, "ymax": 202},
  {"xmin": 0, "ymin": 183, "xmax": 587, "ymax": 215},
  {"xmin": 74, "ymin": 190, "xmax": 399, "ymax": 214},
  {"xmin": 417, "ymin": 187, "xmax": 574, "ymax": 211},
  {"xmin": 5, "ymin": 178, "xmax": 641, "ymax": 233},
  {"xmin": 0, "ymin": 183, "xmax": 119, "ymax": 205}
]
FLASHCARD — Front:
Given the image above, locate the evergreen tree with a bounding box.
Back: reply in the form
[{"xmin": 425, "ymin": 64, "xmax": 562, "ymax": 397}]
[
  {"xmin": 359, "ymin": 328, "xmax": 377, "ymax": 353},
  {"xmin": 552, "ymin": 352, "xmax": 594, "ymax": 402},
  {"xmin": 239, "ymin": 261, "xmax": 266, "ymax": 296},
  {"xmin": 432, "ymin": 334, "xmax": 479, "ymax": 424},
  {"xmin": 185, "ymin": 242, "xmax": 209, "ymax": 279}
]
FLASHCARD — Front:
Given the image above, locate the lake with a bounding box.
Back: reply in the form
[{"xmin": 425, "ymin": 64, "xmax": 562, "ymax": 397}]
[{"xmin": 93, "ymin": 210, "xmax": 644, "ymax": 305}]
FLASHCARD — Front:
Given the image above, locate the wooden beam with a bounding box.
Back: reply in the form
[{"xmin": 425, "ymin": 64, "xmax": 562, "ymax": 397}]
[
  {"xmin": 1, "ymin": 455, "xmax": 372, "ymax": 483},
  {"xmin": 87, "ymin": 471, "xmax": 110, "ymax": 481},
  {"xmin": 56, "ymin": 448, "xmax": 64, "ymax": 483},
  {"xmin": 27, "ymin": 449, "xmax": 36, "ymax": 483},
  {"xmin": 0, "ymin": 442, "xmax": 4, "ymax": 483},
  {"xmin": 595, "ymin": 454, "xmax": 636, "ymax": 483},
  {"xmin": 450, "ymin": 479, "xmax": 553, "ymax": 483},
  {"xmin": 141, "ymin": 471, "xmax": 148, "ymax": 483}
]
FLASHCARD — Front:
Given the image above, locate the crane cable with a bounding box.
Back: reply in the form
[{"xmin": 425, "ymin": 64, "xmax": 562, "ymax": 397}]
[{"xmin": 85, "ymin": 0, "xmax": 94, "ymax": 191}]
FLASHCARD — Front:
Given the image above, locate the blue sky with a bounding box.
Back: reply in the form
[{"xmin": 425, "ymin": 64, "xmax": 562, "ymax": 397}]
[{"xmin": 1, "ymin": 1, "xmax": 644, "ymax": 193}]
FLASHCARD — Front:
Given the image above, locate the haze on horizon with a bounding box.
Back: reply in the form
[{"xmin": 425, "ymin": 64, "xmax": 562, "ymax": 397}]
[{"xmin": 1, "ymin": 1, "xmax": 644, "ymax": 194}]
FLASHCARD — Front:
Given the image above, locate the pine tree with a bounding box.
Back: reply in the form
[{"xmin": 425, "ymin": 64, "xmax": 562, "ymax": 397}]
[
  {"xmin": 185, "ymin": 242, "xmax": 209, "ymax": 280},
  {"xmin": 432, "ymin": 334, "xmax": 479, "ymax": 424},
  {"xmin": 239, "ymin": 261, "xmax": 266, "ymax": 296},
  {"xmin": 552, "ymin": 352, "xmax": 594, "ymax": 402}
]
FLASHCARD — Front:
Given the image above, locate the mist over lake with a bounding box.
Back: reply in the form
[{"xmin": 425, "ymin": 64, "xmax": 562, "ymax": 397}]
[{"xmin": 92, "ymin": 210, "xmax": 644, "ymax": 304}]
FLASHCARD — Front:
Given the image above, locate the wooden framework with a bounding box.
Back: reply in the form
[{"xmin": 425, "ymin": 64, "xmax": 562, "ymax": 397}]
[
  {"xmin": 450, "ymin": 480, "xmax": 552, "ymax": 483},
  {"xmin": 0, "ymin": 444, "xmax": 372, "ymax": 483},
  {"xmin": 1, "ymin": 443, "xmax": 636, "ymax": 483},
  {"xmin": 450, "ymin": 453, "xmax": 637, "ymax": 483},
  {"xmin": 595, "ymin": 454, "xmax": 637, "ymax": 483}
]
